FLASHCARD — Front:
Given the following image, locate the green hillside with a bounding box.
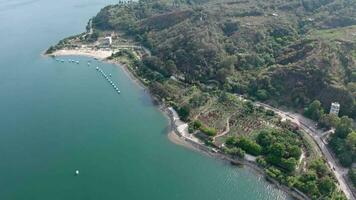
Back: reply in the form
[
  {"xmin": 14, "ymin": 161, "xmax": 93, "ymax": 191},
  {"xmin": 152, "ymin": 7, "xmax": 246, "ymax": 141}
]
[{"xmin": 92, "ymin": 0, "xmax": 356, "ymax": 117}]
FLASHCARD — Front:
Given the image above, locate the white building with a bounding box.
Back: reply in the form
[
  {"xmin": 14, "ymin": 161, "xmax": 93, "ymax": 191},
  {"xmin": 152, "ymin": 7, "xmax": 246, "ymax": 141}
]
[
  {"xmin": 329, "ymin": 102, "xmax": 340, "ymax": 116},
  {"xmin": 103, "ymin": 36, "xmax": 112, "ymax": 47}
]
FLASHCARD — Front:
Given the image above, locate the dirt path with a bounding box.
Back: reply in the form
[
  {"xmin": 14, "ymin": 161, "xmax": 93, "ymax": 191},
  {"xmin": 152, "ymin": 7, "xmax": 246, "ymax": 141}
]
[{"xmin": 213, "ymin": 117, "xmax": 230, "ymax": 143}]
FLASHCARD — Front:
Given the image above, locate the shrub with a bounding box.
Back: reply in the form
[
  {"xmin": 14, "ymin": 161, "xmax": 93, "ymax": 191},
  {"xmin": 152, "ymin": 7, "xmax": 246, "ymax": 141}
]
[{"xmin": 200, "ymin": 126, "xmax": 217, "ymax": 137}]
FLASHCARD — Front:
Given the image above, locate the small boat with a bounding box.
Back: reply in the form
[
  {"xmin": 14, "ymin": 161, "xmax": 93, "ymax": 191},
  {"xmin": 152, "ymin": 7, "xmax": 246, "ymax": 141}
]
[
  {"xmin": 75, "ymin": 170, "xmax": 79, "ymax": 175},
  {"xmin": 76, "ymin": 61, "xmax": 79, "ymax": 64},
  {"xmin": 96, "ymin": 67, "xmax": 99, "ymax": 70}
]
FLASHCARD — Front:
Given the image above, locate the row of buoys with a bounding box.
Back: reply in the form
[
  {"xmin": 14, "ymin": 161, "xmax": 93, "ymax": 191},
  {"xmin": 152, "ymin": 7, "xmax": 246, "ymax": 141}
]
[
  {"xmin": 53, "ymin": 57, "xmax": 120, "ymax": 94},
  {"xmin": 55, "ymin": 58, "xmax": 81, "ymax": 64},
  {"xmin": 96, "ymin": 67, "xmax": 121, "ymax": 94}
]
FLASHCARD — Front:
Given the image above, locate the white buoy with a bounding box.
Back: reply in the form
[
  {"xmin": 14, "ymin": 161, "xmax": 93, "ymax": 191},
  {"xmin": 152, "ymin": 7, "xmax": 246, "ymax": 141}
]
[
  {"xmin": 75, "ymin": 170, "xmax": 79, "ymax": 175},
  {"xmin": 96, "ymin": 67, "xmax": 99, "ymax": 70},
  {"xmin": 109, "ymin": 74, "xmax": 112, "ymax": 77}
]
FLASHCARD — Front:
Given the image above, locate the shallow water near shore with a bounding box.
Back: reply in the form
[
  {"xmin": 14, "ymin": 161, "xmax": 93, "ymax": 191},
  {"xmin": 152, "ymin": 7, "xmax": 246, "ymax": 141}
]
[{"xmin": 0, "ymin": 0, "xmax": 290, "ymax": 199}]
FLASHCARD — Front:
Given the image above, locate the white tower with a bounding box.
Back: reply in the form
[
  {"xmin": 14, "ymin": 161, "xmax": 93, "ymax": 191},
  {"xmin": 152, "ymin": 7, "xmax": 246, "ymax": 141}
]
[{"xmin": 329, "ymin": 102, "xmax": 340, "ymax": 116}]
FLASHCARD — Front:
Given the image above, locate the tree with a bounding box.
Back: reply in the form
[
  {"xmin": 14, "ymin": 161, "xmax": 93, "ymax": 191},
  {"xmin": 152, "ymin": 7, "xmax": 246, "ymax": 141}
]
[
  {"xmin": 309, "ymin": 159, "xmax": 328, "ymax": 176},
  {"xmin": 244, "ymin": 101, "xmax": 254, "ymax": 114},
  {"xmin": 256, "ymin": 89, "xmax": 269, "ymax": 100},
  {"xmin": 318, "ymin": 113, "xmax": 340, "ymax": 129},
  {"xmin": 178, "ymin": 105, "xmax": 190, "ymax": 121},
  {"xmin": 318, "ymin": 176, "xmax": 335, "ymax": 195},
  {"xmin": 236, "ymin": 137, "xmax": 262, "ymax": 156},
  {"xmin": 222, "ymin": 21, "xmax": 240, "ymax": 36},
  {"xmin": 281, "ymin": 157, "xmax": 297, "ymax": 173},
  {"xmin": 339, "ymin": 151, "xmax": 353, "ymax": 167},
  {"xmin": 225, "ymin": 136, "xmax": 238, "ymax": 146},
  {"xmin": 304, "ymin": 100, "xmax": 324, "ymax": 121},
  {"xmin": 335, "ymin": 116, "xmax": 353, "ymax": 139},
  {"xmin": 288, "ymin": 145, "xmax": 302, "ymax": 160},
  {"xmin": 166, "ymin": 60, "xmax": 177, "ymax": 75},
  {"xmin": 256, "ymin": 130, "xmax": 272, "ymax": 148},
  {"xmin": 270, "ymin": 143, "xmax": 285, "ymax": 158}
]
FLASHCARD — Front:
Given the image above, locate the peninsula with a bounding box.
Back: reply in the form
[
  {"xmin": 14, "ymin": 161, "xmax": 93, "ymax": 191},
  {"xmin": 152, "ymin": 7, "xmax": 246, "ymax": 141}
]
[{"xmin": 47, "ymin": 0, "xmax": 356, "ymax": 199}]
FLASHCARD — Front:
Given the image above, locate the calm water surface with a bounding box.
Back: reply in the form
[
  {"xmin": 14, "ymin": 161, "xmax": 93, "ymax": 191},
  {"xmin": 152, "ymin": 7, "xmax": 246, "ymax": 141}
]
[{"xmin": 0, "ymin": 0, "xmax": 290, "ymax": 199}]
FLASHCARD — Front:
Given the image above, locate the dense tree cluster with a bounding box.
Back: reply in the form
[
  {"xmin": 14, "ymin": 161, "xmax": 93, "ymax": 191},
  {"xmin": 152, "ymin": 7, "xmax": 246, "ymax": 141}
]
[
  {"xmin": 256, "ymin": 129, "xmax": 301, "ymax": 173},
  {"xmin": 226, "ymin": 136, "xmax": 262, "ymax": 156}
]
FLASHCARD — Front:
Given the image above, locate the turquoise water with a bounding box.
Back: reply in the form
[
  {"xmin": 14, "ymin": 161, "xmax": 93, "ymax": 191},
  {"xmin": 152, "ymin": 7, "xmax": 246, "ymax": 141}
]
[{"xmin": 0, "ymin": 0, "xmax": 290, "ymax": 199}]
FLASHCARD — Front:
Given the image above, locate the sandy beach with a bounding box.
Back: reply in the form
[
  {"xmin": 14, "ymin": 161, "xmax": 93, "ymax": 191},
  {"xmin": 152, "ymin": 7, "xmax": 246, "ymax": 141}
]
[{"xmin": 50, "ymin": 48, "xmax": 113, "ymax": 60}]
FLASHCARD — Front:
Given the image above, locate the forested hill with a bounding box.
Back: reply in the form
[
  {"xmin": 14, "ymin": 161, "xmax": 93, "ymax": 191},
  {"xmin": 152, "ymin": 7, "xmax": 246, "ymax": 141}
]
[{"xmin": 93, "ymin": 0, "xmax": 356, "ymax": 117}]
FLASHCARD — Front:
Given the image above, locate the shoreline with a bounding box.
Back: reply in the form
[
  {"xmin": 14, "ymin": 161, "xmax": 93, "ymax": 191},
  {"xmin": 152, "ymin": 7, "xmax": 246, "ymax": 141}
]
[
  {"xmin": 49, "ymin": 48, "xmax": 113, "ymax": 60},
  {"xmin": 46, "ymin": 48, "xmax": 308, "ymax": 200}
]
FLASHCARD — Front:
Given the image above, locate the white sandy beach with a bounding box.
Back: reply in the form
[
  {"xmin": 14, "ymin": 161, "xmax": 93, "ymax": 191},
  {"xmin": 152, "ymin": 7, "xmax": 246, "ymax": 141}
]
[{"xmin": 51, "ymin": 48, "xmax": 113, "ymax": 60}]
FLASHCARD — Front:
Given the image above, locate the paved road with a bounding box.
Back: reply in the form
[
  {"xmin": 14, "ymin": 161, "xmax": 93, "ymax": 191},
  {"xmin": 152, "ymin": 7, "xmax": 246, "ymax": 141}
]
[{"xmin": 253, "ymin": 101, "xmax": 355, "ymax": 200}]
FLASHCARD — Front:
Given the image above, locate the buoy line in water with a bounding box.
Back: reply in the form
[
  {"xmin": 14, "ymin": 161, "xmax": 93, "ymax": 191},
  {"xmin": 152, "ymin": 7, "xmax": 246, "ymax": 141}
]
[
  {"xmin": 96, "ymin": 66, "xmax": 121, "ymax": 94},
  {"xmin": 54, "ymin": 57, "xmax": 120, "ymax": 94}
]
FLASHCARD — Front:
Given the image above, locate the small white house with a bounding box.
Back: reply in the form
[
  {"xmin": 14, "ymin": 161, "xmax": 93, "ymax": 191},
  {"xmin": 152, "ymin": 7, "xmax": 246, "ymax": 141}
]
[{"xmin": 330, "ymin": 102, "xmax": 340, "ymax": 116}]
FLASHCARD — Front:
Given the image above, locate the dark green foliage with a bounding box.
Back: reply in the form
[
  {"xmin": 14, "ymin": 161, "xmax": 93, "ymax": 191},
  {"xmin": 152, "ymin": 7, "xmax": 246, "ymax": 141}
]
[
  {"xmin": 236, "ymin": 137, "xmax": 262, "ymax": 156},
  {"xmin": 177, "ymin": 105, "xmax": 191, "ymax": 121},
  {"xmin": 225, "ymin": 136, "xmax": 262, "ymax": 156},
  {"xmin": 335, "ymin": 116, "xmax": 353, "ymax": 139},
  {"xmin": 222, "ymin": 20, "xmax": 240, "ymax": 36},
  {"xmin": 294, "ymin": 158, "xmax": 340, "ymax": 199},
  {"xmin": 256, "ymin": 129, "xmax": 301, "ymax": 173},
  {"xmin": 318, "ymin": 113, "xmax": 340, "ymax": 129},
  {"xmin": 265, "ymin": 109, "xmax": 275, "ymax": 117},
  {"xmin": 256, "ymin": 89, "xmax": 269, "ymax": 101},
  {"xmin": 304, "ymin": 100, "xmax": 324, "ymax": 121},
  {"xmin": 328, "ymin": 116, "xmax": 355, "ymax": 167}
]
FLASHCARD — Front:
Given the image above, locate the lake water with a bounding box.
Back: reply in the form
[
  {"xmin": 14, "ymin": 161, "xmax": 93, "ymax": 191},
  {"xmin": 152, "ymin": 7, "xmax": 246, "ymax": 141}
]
[{"xmin": 0, "ymin": 0, "xmax": 290, "ymax": 199}]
